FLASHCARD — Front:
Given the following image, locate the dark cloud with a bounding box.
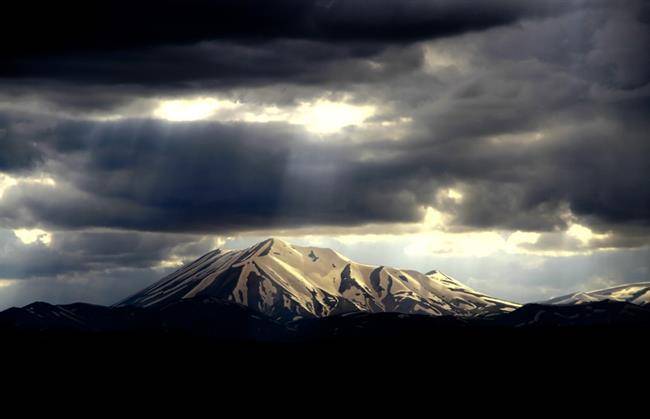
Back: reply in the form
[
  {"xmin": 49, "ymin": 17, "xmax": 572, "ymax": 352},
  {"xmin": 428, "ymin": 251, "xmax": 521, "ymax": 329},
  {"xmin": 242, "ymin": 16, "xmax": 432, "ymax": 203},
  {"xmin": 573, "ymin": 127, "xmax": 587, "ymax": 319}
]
[
  {"xmin": 0, "ymin": 97, "xmax": 647, "ymax": 236},
  {"xmin": 4, "ymin": 0, "xmax": 564, "ymax": 58},
  {"xmin": 0, "ymin": 40, "xmax": 428, "ymax": 115},
  {"xmin": 0, "ymin": 114, "xmax": 42, "ymax": 171},
  {"xmin": 0, "ymin": 117, "xmax": 430, "ymax": 231},
  {"xmin": 434, "ymin": 117, "xmax": 650, "ymax": 232},
  {"xmin": 0, "ymin": 228, "xmax": 214, "ymax": 279},
  {"xmin": 0, "ymin": 41, "xmax": 422, "ymax": 96},
  {"xmin": 0, "ymin": 0, "xmax": 573, "ymax": 112}
]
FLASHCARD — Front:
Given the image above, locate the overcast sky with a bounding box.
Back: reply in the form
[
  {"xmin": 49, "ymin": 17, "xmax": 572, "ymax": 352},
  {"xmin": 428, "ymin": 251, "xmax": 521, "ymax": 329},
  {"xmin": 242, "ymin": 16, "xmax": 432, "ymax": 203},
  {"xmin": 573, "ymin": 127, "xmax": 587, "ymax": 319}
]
[{"xmin": 1, "ymin": 0, "xmax": 648, "ymax": 309}]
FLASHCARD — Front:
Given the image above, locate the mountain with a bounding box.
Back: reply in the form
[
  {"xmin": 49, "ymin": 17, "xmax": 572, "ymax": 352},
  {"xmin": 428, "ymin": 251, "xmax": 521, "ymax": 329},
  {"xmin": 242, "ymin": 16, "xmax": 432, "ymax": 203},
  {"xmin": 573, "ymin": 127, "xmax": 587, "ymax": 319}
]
[
  {"xmin": 490, "ymin": 300, "xmax": 650, "ymax": 328},
  {"xmin": 116, "ymin": 237, "xmax": 519, "ymax": 321},
  {"xmin": 0, "ymin": 302, "xmax": 100, "ymax": 332},
  {"xmin": 540, "ymin": 282, "xmax": 650, "ymax": 306},
  {"xmin": 0, "ymin": 298, "xmax": 287, "ymax": 340}
]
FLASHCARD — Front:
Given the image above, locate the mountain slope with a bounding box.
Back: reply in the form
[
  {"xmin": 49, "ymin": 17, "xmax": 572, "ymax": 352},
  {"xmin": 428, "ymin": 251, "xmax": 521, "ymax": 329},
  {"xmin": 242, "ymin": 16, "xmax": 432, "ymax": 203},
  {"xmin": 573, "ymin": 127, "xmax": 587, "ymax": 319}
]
[
  {"xmin": 540, "ymin": 282, "xmax": 650, "ymax": 306},
  {"xmin": 116, "ymin": 238, "xmax": 519, "ymax": 321}
]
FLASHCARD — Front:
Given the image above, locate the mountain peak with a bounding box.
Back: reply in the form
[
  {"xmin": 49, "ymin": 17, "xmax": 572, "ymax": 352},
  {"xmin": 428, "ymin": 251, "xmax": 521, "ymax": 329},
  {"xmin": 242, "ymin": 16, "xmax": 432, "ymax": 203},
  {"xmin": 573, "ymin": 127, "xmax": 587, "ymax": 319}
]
[
  {"xmin": 255, "ymin": 237, "xmax": 291, "ymax": 252},
  {"xmin": 260, "ymin": 237, "xmax": 287, "ymax": 246},
  {"xmin": 117, "ymin": 238, "xmax": 520, "ymax": 321}
]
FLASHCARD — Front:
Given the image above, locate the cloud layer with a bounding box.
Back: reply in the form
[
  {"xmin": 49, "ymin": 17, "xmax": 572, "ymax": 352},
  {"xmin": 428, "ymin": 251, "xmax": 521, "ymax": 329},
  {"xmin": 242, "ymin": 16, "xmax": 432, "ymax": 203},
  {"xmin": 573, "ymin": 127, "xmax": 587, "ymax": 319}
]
[{"xmin": 0, "ymin": 0, "xmax": 648, "ymax": 307}]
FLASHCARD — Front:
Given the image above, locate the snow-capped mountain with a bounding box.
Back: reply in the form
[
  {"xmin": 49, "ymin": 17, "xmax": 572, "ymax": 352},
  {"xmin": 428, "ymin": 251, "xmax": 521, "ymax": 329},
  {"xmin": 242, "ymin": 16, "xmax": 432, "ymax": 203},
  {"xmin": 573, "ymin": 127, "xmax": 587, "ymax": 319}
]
[
  {"xmin": 541, "ymin": 282, "xmax": 650, "ymax": 306},
  {"xmin": 116, "ymin": 238, "xmax": 519, "ymax": 321}
]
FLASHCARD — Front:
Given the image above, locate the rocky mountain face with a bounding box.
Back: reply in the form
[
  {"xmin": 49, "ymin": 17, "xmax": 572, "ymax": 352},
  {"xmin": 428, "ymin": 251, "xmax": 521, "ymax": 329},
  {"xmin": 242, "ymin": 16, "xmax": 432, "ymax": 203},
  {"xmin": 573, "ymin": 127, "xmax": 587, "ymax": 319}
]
[{"xmin": 116, "ymin": 238, "xmax": 519, "ymax": 321}]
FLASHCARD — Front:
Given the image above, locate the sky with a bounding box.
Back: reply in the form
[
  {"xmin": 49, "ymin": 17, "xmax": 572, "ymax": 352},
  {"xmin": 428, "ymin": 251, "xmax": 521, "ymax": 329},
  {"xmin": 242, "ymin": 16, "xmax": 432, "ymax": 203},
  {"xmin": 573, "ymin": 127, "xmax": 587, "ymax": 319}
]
[{"xmin": 0, "ymin": 0, "xmax": 649, "ymax": 309}]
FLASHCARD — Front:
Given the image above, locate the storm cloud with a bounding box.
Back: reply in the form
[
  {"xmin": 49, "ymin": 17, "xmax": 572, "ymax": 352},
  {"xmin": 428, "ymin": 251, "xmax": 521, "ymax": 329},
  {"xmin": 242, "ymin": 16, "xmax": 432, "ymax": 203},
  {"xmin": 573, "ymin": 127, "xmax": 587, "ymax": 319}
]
[
  {"xmin": 0, "ymin": 0, "xmax": 648, "ymax": 307},
  {"xmin": 5, "ymin": 1, "xmax": 566, "ymax": 57},
  {"xmin": 1, "ymin": 0, "xmax": 575, "ymax": 111},
  {"xmin": 0, "ymin": 102, "xmax": 647, "ymax": 237}
]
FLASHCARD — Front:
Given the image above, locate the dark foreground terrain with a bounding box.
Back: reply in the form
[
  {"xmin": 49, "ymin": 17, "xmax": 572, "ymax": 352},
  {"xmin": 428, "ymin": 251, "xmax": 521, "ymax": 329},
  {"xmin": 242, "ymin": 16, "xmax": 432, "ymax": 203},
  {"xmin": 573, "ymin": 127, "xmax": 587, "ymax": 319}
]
[
  {"xmin": 2, "ymin": 299, "xmax": 649, "ymax": 407},
  {"xmin": 3, "ymin": 299, "xmax": 649, "ymax": 366}
]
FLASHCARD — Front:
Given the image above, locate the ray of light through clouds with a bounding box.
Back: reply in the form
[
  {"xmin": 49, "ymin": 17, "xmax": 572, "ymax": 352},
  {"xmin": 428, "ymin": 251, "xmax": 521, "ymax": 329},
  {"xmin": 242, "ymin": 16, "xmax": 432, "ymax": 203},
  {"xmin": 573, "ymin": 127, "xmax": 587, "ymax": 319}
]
[
  {"xmin": 0, "ymin": 0, "xmax": 648, "ymax": 308},
  {"xmin": 153, "ymin": 95, "xmax": 376, "ymax": 134}
]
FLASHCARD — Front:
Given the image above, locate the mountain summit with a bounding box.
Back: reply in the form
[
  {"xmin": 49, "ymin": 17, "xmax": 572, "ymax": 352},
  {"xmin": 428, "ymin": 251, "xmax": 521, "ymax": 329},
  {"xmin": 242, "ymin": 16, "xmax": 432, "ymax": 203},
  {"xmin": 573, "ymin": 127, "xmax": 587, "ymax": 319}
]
[{"xmin": 116, "ymin": 238, "xmax": 519, "ymax": 321}]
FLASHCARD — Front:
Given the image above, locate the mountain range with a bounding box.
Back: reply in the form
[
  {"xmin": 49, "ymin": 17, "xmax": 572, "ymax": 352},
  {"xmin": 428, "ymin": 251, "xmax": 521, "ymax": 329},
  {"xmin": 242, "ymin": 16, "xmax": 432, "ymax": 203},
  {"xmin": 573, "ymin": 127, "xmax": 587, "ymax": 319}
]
[{"xmin": 2, "ymin": 238, "xmax": 649, "ymax": 337}]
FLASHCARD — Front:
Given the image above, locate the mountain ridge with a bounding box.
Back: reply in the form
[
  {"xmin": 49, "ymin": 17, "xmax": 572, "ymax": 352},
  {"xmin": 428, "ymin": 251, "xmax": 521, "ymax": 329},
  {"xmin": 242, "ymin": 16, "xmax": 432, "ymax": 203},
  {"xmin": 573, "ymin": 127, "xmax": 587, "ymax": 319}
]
[
  {"xmin": 116, "ymin": 237, "xmax": 519, "ymax": 321},
  {"xmin": 540, "ymin": 282, "xmax": 650, "ymax": 306}
]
